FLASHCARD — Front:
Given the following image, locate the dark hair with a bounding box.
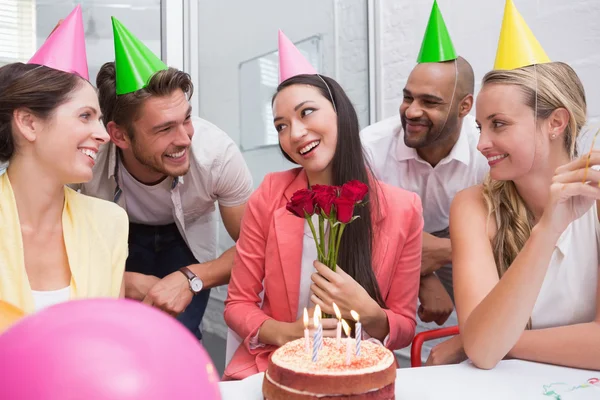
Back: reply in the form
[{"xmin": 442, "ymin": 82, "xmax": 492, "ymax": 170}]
[
  {"xmin": 273, "ymin": 74, "xmax": 386, "ymax": 309},
  {"xmin": 0, "ymin": 63, "xmax": 83, "ymax": 162},
  {"xmin": 96, "ymin": 62, "xmax": 194, "ymax": 135}
]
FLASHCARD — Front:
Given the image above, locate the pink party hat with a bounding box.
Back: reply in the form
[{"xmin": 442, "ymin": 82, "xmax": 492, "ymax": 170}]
[
  {"xmin": 278, "ymin": 30, "xmax": 317, "ymax": 83},
  {"xmin": 28, "ymin": 5, "xmax": 89, "ymax": 80}
]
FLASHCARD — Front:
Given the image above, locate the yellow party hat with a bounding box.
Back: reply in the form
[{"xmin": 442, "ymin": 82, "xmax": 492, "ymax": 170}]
[{"xmin": 494, "ymin": 0, "xmax": 550, "ymax": 70}]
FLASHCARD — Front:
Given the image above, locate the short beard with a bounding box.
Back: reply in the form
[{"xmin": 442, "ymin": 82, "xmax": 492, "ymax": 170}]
[
  {"xmin": 128, "ymin": 136, "xmax": 171, "ymax": 178},
  {"xmin": 403, "ymin": 110, "xmax": 460, "ymax": 149}
]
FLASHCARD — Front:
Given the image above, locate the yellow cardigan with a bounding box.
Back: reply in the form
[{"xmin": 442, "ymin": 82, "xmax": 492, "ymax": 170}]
[{"xmin": 0, "ymin": 173, "xmax": 128, "ymax": 313}]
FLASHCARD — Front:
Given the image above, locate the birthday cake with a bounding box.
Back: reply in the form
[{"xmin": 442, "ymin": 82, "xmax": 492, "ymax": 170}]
[{"xmin": 262, "ymin": 337, "xmax": 396, "ymax": 400}]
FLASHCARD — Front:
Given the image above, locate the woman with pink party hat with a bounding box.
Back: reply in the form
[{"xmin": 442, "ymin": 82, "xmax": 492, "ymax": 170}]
[
  {"xmin": 223, "ymin": 30, "xmax": 424, "ymax": 380},
  {"xmin": 451, "ymin": 0, "xmax": 600, "ymax": 371},
  {"xmin": 0, "ymin": 6, "xmax": 128, "ymax": 319}
]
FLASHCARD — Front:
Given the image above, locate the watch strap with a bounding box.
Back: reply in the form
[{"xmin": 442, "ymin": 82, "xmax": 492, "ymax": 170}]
[{"xmin": 179, "ymin": 266, "xmax": 196, "ymax": 281}]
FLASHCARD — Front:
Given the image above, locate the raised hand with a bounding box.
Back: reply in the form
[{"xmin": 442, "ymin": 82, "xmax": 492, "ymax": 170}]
[{"xmin": 542, "ymin": 150, "xmax": 600, "ymax": 234}]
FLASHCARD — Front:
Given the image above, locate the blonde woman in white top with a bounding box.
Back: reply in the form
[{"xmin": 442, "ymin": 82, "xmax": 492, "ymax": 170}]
[{"xmin": 451, "ymin": 61, "xmax": 600, "ymax": 371}]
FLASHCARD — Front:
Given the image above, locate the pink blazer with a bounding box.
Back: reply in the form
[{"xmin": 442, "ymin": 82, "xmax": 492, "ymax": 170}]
[{"xmin": 223, "ymin": 168, "xmax": 423, "ymax": 380}]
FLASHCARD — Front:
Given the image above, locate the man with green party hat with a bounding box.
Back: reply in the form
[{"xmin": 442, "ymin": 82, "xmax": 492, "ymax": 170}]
[
  {"xmin": 78, "ymin": 18, "xmax": 253, "ymax": 339},
  {"xmin": 361, "ymin": 0, "xmax": 487, "ymax": 364}
]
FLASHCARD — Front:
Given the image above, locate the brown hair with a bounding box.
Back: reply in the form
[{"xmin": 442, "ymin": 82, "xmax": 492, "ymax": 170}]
[
  {"xmin": 96, "ymin": 62, "xmax": 194, "ymax": 135},
  {"xmin": 0, "ymin": 63, "xmax": 84, "ymax": 162},
  {"xmin": 481, "ymin": 62, "xmax": 587, "ymax": 327}
]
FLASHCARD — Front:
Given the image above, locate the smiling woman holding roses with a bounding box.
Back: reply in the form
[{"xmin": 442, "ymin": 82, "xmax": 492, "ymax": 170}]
[{"xmin": 223, "ymin": 49, "xmax": 424, "ymax": 380}]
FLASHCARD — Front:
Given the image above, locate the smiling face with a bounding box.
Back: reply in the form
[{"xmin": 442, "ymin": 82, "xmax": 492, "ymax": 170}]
[
  {"xmin": 273, "ymin": 84, "xmax": 338, "ymax": 183},
  {"xmin": 400, "ymin": 62, "xmax": 461, "ymax": 149},
  {"xmin": 475, "ymin": 83, "xmax": 539, "ymax": 181},
  {"xmin": 121, "ymin": 89, "xmax": 194, "ymax": 182},
  {"xmin": 33, "ymin": 81, "xmax": 109, "ymax": 184}
]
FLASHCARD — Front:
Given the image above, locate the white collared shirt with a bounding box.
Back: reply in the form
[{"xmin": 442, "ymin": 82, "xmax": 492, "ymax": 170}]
[
  {"xmin": 78, "ymin": 116, "xmax": 253, "ymax": 263},
  {"xmin": 360, "ymin": 114, "xmax": 489, "ymax": 233}
]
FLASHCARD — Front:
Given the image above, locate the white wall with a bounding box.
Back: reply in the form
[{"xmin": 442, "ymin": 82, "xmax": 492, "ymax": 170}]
[{"xmin": 374, "ymin": 0, "xmax": 600, "ymax": 150}]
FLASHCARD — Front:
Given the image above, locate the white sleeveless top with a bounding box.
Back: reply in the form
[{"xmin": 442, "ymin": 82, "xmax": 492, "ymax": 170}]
[
  {"xmin": 531, "ymin": 206, "xmax": 599, "ymax": 329},
  {"xmin": 31, "ymin": 286, "xmax": 70, "ymax": 312}
]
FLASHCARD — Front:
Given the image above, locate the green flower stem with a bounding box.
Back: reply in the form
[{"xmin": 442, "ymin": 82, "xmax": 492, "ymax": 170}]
[
  {"xmin": 327, "ymin": 222, "xmax": 338, "ymax": 271},
  {"xmin": 318, "ymin": 214, "xmax": 326, "ymax": 263},
  {"xmin": 305, "ymin": 213, "xmax": 325, "ymax": 260},
  {"xmin": 332, "ymin": 223, "xmax": 345, "ymax": 271}
]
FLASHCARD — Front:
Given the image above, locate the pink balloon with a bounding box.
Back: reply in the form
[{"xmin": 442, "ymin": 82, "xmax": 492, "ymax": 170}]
[{"xmin": 0, "ymin": 298, "xmax": 221, "ymax": 400}]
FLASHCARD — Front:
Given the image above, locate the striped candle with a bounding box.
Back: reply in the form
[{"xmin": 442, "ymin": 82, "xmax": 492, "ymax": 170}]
[
  {"xmin": 312, "ymin": 306, "xmax": 321, "ymax": 362},
  {"xmin": 316, "ymin": 305, "xmax": 323, "ymax": 350},
  {"xmin": 355, "ymin": 322, "xmax": 362, "ymax": 356},
  {"xmin": 312, "ymin": 328, "xmax": 319, "ymax": 362},
  {"xmin": 351, "ymin": 310, "xmax": 361, "ymax": 356}
]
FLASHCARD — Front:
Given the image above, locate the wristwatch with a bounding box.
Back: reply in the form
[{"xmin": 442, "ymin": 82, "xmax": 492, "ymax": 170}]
[{"xmin": 179, "ymin": 267, "xmax": 203, "ymax": 295}]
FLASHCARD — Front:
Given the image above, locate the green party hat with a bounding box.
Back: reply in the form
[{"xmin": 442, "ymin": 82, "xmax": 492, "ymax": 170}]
[
  {"xmin": 112, "ymin": 17, "xmax": 168, "ymax": 95},
  {"xmin": 416, "ymin": 0, "xmax": 458, "ymax": 63}
]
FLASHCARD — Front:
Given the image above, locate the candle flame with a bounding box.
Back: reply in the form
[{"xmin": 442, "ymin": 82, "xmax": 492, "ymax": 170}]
[
  {"xmin": 341, "ymin": 319, "xmax": 351, "ymax": 336},
  {"xmin": 332, "ymin": 302, "xmax": 341, "ymax": 320},
  {"xmin": 314, "ymin": 304, "xmax": 321, "ymax": 328},
  {"xmin": 303, "ymin": 307, "xmax": 309, "ymax": 328},
  {"xmin": 350, "ymin": 310, "xmax": 360, "ymax": 322}
]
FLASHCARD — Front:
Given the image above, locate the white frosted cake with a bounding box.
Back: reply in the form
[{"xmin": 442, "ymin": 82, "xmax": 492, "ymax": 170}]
[{"xmin": 263, "ymin": 337, "xmax": 396, "ymax": 399}]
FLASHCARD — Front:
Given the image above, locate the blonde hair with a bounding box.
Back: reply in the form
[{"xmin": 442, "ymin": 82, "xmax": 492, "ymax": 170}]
[{"xmin": 481, "ymin": 62, "xmax": 587, "ymax": 327}]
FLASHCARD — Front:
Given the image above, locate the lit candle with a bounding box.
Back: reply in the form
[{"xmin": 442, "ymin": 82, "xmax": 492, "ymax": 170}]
[
  {"xmin": 312, "ymin": 306, "xmax": 321, "ymax": 362},
  {"xmin": 303, "ymin": 308, "xmax": 310, "ymax": 354},
  {"xmin": 351, "ymin": 310, "xmax": 361, "ymax": 356},
  {"xmin": 315, "ymin": 304, "xmax": 323, "ymax": 350},
  {"xmin": 342, "ymin": 319, "xmax": 352, "ymax": 365},
  {"xmin": 333, "ymin": 302, "xmax": 342, "ymax": 347}
]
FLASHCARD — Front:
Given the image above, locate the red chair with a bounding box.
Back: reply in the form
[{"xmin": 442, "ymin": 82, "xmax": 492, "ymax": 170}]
[{"xmin": 410, "ymin": 326, "xmax": 459, "ymax": 367}]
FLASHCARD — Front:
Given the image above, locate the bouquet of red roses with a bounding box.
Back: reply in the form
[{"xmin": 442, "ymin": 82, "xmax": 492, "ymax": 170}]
[{"xmin": 285, "ymin": 180, "xmax": 368, "ymax": 272}]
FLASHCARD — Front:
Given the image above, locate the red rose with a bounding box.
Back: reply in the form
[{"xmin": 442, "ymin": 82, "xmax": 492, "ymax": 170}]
[
  {"xmin": 334, "ymin": 196, "xmax": 355, "ymax": 223},
  {"xmin": 340, "ymin": 180, "xmax": 368, "ymax": 203},
  {"xmin": 312, "ymin": 185, "xmax": 338, "ymax": 216},
  {"xmin": 286, "ymin": 189, "xmax": 316, "ymax": 218}
]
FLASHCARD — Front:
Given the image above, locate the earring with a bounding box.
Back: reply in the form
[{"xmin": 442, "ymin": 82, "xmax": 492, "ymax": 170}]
[{"xmin": 551, "ymin": 133, "xmax": 557, "ymax": 140}]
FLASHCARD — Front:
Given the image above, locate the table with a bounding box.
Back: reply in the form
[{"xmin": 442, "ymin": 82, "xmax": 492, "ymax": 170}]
[{"xmin": 219, "ymin": 360, "xmax": 600, "ymax": 399}]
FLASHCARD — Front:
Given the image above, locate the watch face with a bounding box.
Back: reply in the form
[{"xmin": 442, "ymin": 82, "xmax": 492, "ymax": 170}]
[{"xmin": 190, "ymin": 278, "xmax": 203, "ymax": 293}]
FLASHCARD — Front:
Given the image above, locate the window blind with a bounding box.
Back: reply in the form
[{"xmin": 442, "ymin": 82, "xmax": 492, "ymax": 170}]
[{"xmin": 0, "ymin": 0, "xmax": 36, "ymax": 66}]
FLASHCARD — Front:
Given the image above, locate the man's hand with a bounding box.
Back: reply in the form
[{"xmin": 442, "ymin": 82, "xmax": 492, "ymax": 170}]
[
  {"xmin": 421, "ymin": 232, "xmax": 452, "ymax": 276},
  {"xmin": 142, "ymin": 270, "xmax": 193, "ymax": 317},
  {"xmin": 418, "ymin": 274, "xmax": 454, "ymax": 325},
  {"xmin": 425, "ymin": 335, "xmax": 467, "ymax": 366},
  {"xmin": 124, "ymin": 272, "xmax": 160, "ymax": 301}
]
